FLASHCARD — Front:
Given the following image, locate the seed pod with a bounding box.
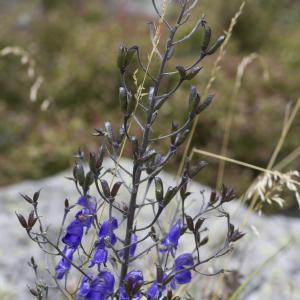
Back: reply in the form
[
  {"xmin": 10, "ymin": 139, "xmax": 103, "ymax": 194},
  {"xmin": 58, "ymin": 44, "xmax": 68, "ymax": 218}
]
[
  {"xmin": 16, "ymin": 213, "xmax": 28, "ymax": 229},
  {"xmin": 199, "ymin": 236, "xmax": 209, "ymax": 246},
  {"xmin": 30, "ymin": 257, "xmax": 36, "ymax": 266},
  {"xmin": 28, "ymin": 288, "xmax": 39, "ymax": 297},
  {"xmin": 201, "ymin": 23, "xmax": 211, "ymax": 51},
  {"xmin": 206, "ymin": 35, "xmax": 226, "ymax": 55},
  {"xmin": 119, "ymin": 87, "xmax": 128, "ymax": 114},
  {"xmin": 154, "ymin": 177, "xmax": 164, "ymax": 203},
  {"xmin": 196, "ymin": 94, "xmax": 215, "ymax": 114},
  {"xmin": 176, "ymin": 65, "xmax": 186, "ymax": 80},
  {"xmin": 126, "ymin": 93, "xmax": 136, "ymax": 115},
  {"xmin": 175, "ymin": 129, "xmax": 190, "ymax": 146},
  {"xmin": 188, "ymin": 160, "xmax": 208, "ymax": 178},
  {"xmin": 73, "ymin": 163, "xmax": 85, "ymax": 186},
  {"xmin": 188, "ymin": 86, "xmax": 200, "ymax": 115},
  {"xmin": 20, "ymin": 193, "xmax": 33, "ymax": 204},
  {"xmin": 89, "ymin": 152, "xmax": 97, "ymax": 174},
  {"xmin": 100, "ymin": 179, "xmax": 110, "ymax": 198},
  {"xmin": 195, "ymin": 218, "xmax": 205, "ymax": 231},
  {"xmin": 111, "ymin": 182, "xmax": 122, "ymax": 198},
  {"xmin": 163, "ymin": 186, "xmax": 178, "ymax": 206},
  {"xmin": 141, "ymin": 149, "xmax": 157, "ymax": 163},
  {"xmin": 131, "ymin": 136, "xmax": 139, "ymax": 160},
  {"xmin": 185, "ymin": 214, "xmax": 194, "ymax": 231},
  {"xmin": 105, "ymin": 122, "xmax": 114, "ymax": 142},
  {"xmin": 117, "ymin": 45, "xmax": 127, "ymax": 71},
  {"xmin": 167, "ymin": 289, "xmax": 173, "ymax": 300},
  {"xmin": 185, "ymin": 66, "xmax": 202, "ymax": 80},
  {"xmin": 84, "ymin": 171, "xmax": 94, "ymax": 191},
  {"xmin": 156, "ymin": 264, "xmax": 164, "ymax": 284},
  {"xmin": 209, "ymin": 190, "xmax": 218, "ymax": 205},
  {"xmin": 33, "ymin": 190, "xmax": 40, "ymax": 204},
  {"xmin": 64, "ymin": 198, "xmax": 69, "ymax": 209},
  {"xmin": 124, "ymin": 46, "xmax": 136, "ymax": 67},
  {"xmin": 124, "ymin": 276, "xmax": 133, "ymax": 296},
  {"xmin": 117, "ymin": 45, "xmax": 136, "ymax": 72},
  {"xmin": 27, "ymin": 210, "xmax": 37, "ymax": 229}
]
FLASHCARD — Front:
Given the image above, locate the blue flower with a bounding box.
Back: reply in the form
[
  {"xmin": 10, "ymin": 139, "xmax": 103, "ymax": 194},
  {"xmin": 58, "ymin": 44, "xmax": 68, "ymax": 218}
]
[
  {"xmin": 62, "ymin": 219, "xmax": 84, "ymax": 249},
  {"xmin": 77, "ymin": 196, "xmax": 96, "ymax": 212},
  {"xmin": 89, "ymin": 239, "xmax": 108, "ymax": 268},
  {"xmin": 119, "ymin": 269, "xmax": 144, "ymax": 300},
  {"xmin": 76, "ymin": 274, "xmax": 92, "ymax": 299},
  {"xmin": 55, "ymin": 246, "xmax": 75, "ymax": 280},
  {"xmin": 76, "ymin": 196, "xmax": 97, "ymax": 233},
  {"xmin": 76, "ymin": 271, "xmax": 115, "ymax": 300},
  {"xmin": 170, "ymin": 253, "xmax": 194, "ymax": 290},
  {"xmin": 75, "ymin": 208, "xmax": 94, "ymax": 232},
  {"xmin": 146, "ymin": 274, "xmax": 166, "ymax": 300},
  {"xmin": 98, "ymin": 218, "xmax": 118, "ymax": 245},
  {"xmin": 119, "ymin": 233, "xmax": 137, "ymax": 259},
  {"xmin": 160, "ymin": 220, "xmax": 181, "ymax": 256}
]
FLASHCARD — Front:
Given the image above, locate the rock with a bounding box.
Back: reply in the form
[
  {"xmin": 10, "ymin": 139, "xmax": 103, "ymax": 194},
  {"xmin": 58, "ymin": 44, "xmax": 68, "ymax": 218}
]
[{"xmin": 0, "ymin": 158, "xmax": 299, "ymax": 299}]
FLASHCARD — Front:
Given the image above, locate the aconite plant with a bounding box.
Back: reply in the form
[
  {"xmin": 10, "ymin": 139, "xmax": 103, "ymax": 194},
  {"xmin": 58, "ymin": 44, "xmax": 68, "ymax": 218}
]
[{"xmin": 17, "ymin": 1, "xmax": 244, "ymax": 299}]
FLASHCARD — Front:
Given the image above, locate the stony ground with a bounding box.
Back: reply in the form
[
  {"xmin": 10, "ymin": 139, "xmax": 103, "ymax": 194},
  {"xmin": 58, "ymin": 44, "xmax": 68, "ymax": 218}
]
[{"xmin": 0, "ymin": 159, "xmax": 299, "ymax": 299}]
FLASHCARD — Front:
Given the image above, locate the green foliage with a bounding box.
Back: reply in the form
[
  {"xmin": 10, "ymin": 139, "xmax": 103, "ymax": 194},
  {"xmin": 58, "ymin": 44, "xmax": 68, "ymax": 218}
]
[{"xmin": 0, "ymin": 0, "xmax": 299, "ymax": 212}]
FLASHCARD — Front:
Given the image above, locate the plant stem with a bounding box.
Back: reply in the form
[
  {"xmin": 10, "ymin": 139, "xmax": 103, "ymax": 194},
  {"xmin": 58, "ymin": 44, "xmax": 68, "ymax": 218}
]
[{"xmin": 119, "ymin": 3, "xmax": 187, "ymax": 285}]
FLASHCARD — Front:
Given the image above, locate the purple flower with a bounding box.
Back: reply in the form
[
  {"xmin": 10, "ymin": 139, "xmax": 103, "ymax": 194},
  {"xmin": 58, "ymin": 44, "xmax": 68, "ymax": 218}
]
[
  {"xmin": 62, "ymin": 220, "xmax": 84, "ymax": 249},
  {"xmin": 147, "ymin": 282, "xmax": 160, "ymax": 300},
  {"xmin": 98, "ymin": 218, "xmax": 118, "ymax": 245},
  {"xmin": 77, "ymin": 195, "xmax": 96, "ymax": 212},
  {"xmin": 76, "ymin": 274, "xmax": 92, "ymax": 299},
  {"xmin": 76, "ymin": 271, "xmax": 115, "ymax": 300},
  {"xmin": 119, "ymin": 269, "xmax": 144, "ymax": 300},
  {"xmin": 76, "ymin": 196, "xmax": 97, "ymax": 232},
  {"xmin": 75, "ymin": 208, "xmax": 94, "ymax": 232},
  {"xmin": 146, "ymin": 274, "xmax": 166, "ymax": 300},
  {"xmin": 170, "ymin": 253, "xmax": 194, "ymax": 290},
  {"xmin": 160, "ymin": 220, "xmax": 181, "ymax": 256},
  {"xmin": 55, "ymin": 246, "xmax": 75, "ymax": 280},
  {"xmin": 119, "ymin": 233, "xmax": 137, "ymax": 258},
  {"xmin": 89, "ymin": 239, "xmax": 108, "ymax": 268}
]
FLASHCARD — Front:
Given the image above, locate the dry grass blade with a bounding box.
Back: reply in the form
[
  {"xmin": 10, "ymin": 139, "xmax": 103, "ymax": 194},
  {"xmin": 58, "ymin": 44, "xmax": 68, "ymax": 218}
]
[
  {"xmin": 274, "ymin": 145, "xmax": 300, "ymax": 171},
  {"xmin": 216, "ymin": 53, "xmax": 269, "ymax": 189},
  {"xmin": 267, "ymin": 97, "xmax": 300, "ymax": 169}
]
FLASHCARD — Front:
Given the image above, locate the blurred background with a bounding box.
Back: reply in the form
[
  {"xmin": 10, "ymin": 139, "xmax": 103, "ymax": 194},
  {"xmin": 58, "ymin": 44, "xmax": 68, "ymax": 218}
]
[{"xmin": 0, "ymin": 0, "xmax": 299, "ymax": 213}]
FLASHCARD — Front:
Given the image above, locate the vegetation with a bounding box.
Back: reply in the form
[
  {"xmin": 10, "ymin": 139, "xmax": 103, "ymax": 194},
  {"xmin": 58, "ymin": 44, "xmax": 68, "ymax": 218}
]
[
  {"xmin": 1, "ymin": 0, "xmax": 299, "ymax": 213},
  {"xmin": 17, "ymin": 2, "xmax": 245, "ymax": 299}
]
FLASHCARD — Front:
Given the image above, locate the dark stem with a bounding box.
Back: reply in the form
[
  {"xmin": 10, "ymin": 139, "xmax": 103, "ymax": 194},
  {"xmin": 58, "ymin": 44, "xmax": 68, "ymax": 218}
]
[{"xmin": 119, "ymin": 3, "xmax": 188, "ymax": 285}]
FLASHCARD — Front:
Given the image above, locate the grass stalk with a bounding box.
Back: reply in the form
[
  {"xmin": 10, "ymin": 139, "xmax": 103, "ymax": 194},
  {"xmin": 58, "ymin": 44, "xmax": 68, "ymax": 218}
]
[{"xmin": 216, "ymin": 53, "xmax": 269, "ymax": 189}]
